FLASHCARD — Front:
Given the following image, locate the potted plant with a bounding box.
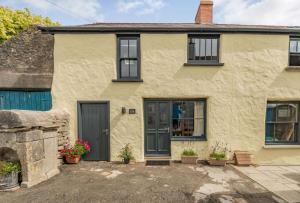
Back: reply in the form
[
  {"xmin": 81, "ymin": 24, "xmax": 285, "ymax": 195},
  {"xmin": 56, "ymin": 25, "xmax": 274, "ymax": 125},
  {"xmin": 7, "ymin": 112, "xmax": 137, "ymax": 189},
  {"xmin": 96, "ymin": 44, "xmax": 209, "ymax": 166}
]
[
  {"xmin": 181, "ymin": 149, "xmax": 198, "ymax": 164},
  {"xmin": 60, "ymin": 139, "xmax": 90, "ymax": 164},
  {"xmin": 0, "ymin": 161, "xmax": 21, "ymax": 190},
  {"xmin": 118, "ymin": 144, "xmax": 134, "ymax": 164},
  {"xmin": 208, "ymin": 141, "xmax": 230, "ymax": 166}
]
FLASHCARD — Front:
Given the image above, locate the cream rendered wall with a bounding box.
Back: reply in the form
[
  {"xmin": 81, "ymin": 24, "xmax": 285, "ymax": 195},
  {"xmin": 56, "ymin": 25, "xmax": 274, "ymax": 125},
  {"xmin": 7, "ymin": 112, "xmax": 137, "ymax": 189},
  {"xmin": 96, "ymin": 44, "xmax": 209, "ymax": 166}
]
[{"xmin": 53, "ymin": 33, "xmax": 300, "ymax": 164}]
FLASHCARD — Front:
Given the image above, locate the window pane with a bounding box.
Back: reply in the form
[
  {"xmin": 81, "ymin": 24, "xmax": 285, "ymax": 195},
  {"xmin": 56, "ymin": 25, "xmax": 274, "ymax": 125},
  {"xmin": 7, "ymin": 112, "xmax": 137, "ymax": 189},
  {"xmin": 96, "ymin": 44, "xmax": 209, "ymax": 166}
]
[
  {"xmin": 194, "ymin": 118, "xmax": 204, "ymax": 136},
  {"xmin": 266, "ymin": 124, "xmax": 275, "ymax": 142},
  {"xmin": 212, "ymin": 39, "xmax": 218, "ymax": 57},
  {"xmin": 159, "ymin": 103, "xmax": 168, "ymax": 129},
  {"xmin": 298, "ymin": 41, "xmax": 300, "ymax": 53},
  {"xmin": 275, "ymin": 123, "xmax": 297, "ymax": 142},
  {"xmin": 277, "ymin": 104, "xmax": 297, "ymax": 122},
  {"xmin": 290, "ymin": 55, "xmax": 300, "ymax": 66},
  {"xmin": 120, "ymin": 59, "xmax": 129, "ymax": 78},
  {"xmin": 266, "ymin": 103, "xmax": 276, "ymax": 122},
  {"xmin": 290, "ymin": 40, "xmax": 297, "ymax": 53},
  {"xmin": 120, "ymin": 40, "xmax": 128, "ymax": 58},
  {"xmin": 129, "ymin": 60, "xmax": 138, "ymax": 77},
  {"xmin": 206, "ymin": 39, "xmax": 212, "ymax": 59},
  {"xmin": 147, "ymin": 103, "xmax": 156, "ymax": 129},
  {"xmin": 129, "ymin": 40, "xmax": 137, "ymax": 58},
  {"xmin": 194, "ymin": 39, "xmax": 200, "ymax": 60},
  {"xmin": 200, "ymin": 39, "xmax": 206, "ymax": 60},
  {"xmin": 188, "ymin": 39, "xmax": 195, "ymax": 60}
]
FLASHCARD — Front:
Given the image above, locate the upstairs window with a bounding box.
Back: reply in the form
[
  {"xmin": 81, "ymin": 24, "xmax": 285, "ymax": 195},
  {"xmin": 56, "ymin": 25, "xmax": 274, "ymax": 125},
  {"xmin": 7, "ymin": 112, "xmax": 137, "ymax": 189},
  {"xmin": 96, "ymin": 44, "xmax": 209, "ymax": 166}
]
[
  {"xmin": 266, "ymin": 102, "xmax": 300, "ymax": 144},
  {"xmin": 289, "ymin": 37, "xmax": 300, "ymax": 66},
  {"xmin": 188, "ymin": 35, "xmax": 219, "ymax": 64},
  {"xmin": 117, "ymin": 35, "xmax": 140, "ymax": 81}
]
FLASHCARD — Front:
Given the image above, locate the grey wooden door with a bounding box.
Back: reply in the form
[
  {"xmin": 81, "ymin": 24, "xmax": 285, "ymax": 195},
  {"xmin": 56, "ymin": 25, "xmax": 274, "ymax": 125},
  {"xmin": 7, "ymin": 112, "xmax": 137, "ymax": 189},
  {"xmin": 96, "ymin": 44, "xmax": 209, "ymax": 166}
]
[
  {"xmin": 145, "ymin": 101, "xmax": 171, "ymax": 156},
  {"xmin": 78, "ymin": 102, "xmax": 109, "ymax": 161}
]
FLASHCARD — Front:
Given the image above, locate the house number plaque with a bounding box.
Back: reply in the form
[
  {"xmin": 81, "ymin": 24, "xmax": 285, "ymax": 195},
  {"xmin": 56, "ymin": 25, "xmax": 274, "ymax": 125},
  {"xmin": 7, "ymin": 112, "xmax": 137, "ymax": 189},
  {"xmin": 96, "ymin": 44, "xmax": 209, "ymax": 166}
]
[{"xmin": 129, "ymin": 109, "xmax": 136, "ymax": 114}]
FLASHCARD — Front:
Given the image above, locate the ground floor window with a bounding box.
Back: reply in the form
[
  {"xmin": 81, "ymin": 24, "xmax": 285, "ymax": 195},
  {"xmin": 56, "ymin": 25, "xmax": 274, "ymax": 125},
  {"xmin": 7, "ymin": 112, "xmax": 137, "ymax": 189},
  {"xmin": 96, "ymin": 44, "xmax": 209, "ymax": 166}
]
[
  {"xmin": 266, "ymin": 102, "xmax": 300, "ymax": 144},
  {"xmin": 172, "ymin": 100, "xmax": 206, "ymax": 139}
]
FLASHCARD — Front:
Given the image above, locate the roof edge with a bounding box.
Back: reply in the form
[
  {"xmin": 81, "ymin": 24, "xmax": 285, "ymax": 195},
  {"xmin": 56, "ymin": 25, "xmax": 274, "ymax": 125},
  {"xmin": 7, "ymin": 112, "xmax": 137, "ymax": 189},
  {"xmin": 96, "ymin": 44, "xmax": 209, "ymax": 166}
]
[{"xmin": 38, "ymin": 25, "xmax": 300, "ymax": 35}]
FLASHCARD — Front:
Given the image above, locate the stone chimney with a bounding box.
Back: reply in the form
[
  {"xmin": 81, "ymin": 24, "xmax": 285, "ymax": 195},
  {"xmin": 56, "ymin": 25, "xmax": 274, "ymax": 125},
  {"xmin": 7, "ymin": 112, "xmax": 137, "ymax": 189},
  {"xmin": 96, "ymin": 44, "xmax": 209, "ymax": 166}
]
[{"xmin": 195, "ymin": 0, "xmax": 213, "ymax": 24}]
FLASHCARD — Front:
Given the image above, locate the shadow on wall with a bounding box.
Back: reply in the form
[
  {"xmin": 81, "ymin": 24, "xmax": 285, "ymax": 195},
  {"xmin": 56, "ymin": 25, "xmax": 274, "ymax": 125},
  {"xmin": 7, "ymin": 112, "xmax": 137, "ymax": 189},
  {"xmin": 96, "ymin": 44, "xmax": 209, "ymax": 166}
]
[{"xmin": 174, "ymin": 65, "xmax": 221, "ymax": 81}]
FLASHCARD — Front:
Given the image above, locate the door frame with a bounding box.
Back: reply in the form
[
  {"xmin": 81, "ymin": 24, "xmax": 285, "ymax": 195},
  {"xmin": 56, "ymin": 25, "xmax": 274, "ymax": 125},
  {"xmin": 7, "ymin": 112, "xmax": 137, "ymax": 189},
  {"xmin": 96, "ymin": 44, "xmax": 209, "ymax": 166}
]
[
  {"xmin": 77, "ymin": 101, "xmax": 110, "ymax": 161},
  {"xmin": 144, "ymin": 99, "xmax": 172, "ymax": 157}
]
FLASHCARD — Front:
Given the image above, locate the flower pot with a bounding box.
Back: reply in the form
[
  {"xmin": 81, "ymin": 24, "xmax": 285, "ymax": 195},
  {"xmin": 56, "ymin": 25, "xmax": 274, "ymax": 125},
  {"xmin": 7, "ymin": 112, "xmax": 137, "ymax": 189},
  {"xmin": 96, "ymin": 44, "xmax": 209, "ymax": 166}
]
[
  {"xmin": 181, "ymin": 156, "xmax": 198, "ymax": 164},
  {"xmin": 123, "ymin": 158, "xmax": 130, "ymax": 164},
  {"xmin": 208, "ymin": 159, "xmax": 227, "ymax": 166},
  {"xmin": 65, "ymin": 155, "xmax": 81, "ymax": 164},
  {"xmin": 0, "ymin": 171, "xmax": 19, "ymax": 190}
]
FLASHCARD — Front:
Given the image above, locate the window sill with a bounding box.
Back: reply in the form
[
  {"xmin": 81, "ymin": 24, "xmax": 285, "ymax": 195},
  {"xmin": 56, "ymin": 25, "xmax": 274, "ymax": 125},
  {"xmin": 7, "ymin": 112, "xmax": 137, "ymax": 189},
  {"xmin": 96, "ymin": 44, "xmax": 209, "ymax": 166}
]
[
  {"xmin": 184, "ymin": 63, "xmax": 224, "ymax": 67},
  {"xmin": 263, "ymin": 145, "xmax": 300, "ymax": 149},
  {"xmin": 171, "ymin": 137, "xmax": 207, "ymax": 141},
  {"xmin": 285, "ymin": 66, "xmax": 300, "ymax": 71},
  {"xmin": 112, "ymin": 79, "xmax": 143, "ymax": 82}
]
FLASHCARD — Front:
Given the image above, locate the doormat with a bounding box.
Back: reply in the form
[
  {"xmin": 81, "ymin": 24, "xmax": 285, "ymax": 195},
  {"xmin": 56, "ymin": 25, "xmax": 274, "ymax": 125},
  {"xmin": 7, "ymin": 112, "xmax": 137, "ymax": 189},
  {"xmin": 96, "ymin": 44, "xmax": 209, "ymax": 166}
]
[{"xmin": 145, "ymin": 160, "xmax": 170, "ymax": 166}]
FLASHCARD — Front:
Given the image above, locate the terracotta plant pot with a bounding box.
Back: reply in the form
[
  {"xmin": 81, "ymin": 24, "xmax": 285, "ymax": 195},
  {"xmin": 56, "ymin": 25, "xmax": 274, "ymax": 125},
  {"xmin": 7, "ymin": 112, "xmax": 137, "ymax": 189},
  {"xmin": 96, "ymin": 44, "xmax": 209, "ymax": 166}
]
[
  {"xmin": 181, "ymin": 156, "xmax": 198, "ymax": 164},
  {"xmin": 65, "ymin": 155, "xmax": 81, "ymax": 164},
  {"xmin": 208, "ymin": 159, "xmax": 227, "ymax": 166}
]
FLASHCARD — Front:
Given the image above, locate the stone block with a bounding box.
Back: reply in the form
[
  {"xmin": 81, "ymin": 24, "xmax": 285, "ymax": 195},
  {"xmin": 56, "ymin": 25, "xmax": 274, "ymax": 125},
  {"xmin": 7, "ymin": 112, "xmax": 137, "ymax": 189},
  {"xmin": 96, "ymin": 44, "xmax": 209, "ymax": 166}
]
[
  {"xmin": 0, "ymin": 132, "xmax": 17, "ymax": 149},
  {"xmin": 43, "ymin": 136, "xmax": 58, "ymax": 176},
  {"xmin": 16, "ymin": 130, "xmax": 43, "ymax": 143},
  {"xmin": 43, "ymin": 131, "xmax": 57, "ymax": 139},
  {"xmin": 31, "ymin": 140, "xmax": 45, "ymax": 161}
]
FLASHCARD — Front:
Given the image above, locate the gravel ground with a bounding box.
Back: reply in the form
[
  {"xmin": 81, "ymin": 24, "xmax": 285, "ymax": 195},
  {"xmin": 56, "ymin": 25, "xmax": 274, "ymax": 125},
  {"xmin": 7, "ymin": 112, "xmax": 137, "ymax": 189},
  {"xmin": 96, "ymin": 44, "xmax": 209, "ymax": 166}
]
[{"xmin": 0, "ymin": 162, "xmax": 286, "ymax": 203}]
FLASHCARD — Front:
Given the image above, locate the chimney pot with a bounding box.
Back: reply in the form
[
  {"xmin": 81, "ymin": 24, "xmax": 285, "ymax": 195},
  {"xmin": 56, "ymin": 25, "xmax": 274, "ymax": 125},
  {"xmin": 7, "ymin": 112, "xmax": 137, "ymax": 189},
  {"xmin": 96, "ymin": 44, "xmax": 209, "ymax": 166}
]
[{"xmin": 195, "ymin": 0, "xmax": 213, "ymax": 24}]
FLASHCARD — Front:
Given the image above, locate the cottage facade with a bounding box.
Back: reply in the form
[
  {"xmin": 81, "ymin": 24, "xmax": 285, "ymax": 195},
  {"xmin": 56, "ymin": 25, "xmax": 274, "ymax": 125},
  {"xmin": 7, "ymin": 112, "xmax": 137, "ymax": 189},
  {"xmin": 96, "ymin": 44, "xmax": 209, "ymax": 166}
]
[{"xmin": 27, "ymin": 1, "xmax": 300, "ymax": 164}]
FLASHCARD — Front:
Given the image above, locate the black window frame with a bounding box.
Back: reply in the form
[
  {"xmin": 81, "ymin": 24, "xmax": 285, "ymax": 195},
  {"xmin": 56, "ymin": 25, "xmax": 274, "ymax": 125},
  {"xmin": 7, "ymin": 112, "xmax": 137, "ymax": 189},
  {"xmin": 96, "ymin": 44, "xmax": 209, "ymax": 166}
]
[
  {"xmin": 289, "ymin": 37, "xmax": 300, "ymax": 67},
  {"xmin": 116, "ymin": 35, "xmax": 141, "ymax": 81},
  {"xmin": 187, "ymin": 34, "xmax": 220, "ymax": 65},
  {"xmin": 265, "ymin": 101, "xmax": 300, "ymax": 145},
  {"xmin": 170, "ymin": 99, "xmax": 207, "ymax": 141}
]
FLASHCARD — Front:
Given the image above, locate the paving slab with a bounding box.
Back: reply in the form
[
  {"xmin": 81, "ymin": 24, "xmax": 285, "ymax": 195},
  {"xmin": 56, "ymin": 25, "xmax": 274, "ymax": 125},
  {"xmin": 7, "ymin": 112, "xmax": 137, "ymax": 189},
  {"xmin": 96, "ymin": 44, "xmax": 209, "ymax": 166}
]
[{"xmin": 234, "ymin": 165, "xmax": 300, "ymax": 203}]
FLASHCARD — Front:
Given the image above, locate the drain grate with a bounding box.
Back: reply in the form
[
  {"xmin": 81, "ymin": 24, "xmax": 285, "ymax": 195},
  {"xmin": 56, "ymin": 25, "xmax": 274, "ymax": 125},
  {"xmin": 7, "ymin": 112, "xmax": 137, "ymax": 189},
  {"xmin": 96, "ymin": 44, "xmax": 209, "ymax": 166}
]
[{"xmin": 145, "ymin": 160, "xmax": 170, "ymax": 166}]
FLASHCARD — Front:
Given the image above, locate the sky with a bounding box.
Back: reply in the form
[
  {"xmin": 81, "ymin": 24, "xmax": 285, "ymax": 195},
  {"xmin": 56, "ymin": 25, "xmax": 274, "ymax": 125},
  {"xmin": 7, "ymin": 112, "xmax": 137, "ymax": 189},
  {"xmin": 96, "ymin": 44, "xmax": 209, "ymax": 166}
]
[{"xmin": 0, "ymin": 0, "xmax": 300, "ymax": 26}]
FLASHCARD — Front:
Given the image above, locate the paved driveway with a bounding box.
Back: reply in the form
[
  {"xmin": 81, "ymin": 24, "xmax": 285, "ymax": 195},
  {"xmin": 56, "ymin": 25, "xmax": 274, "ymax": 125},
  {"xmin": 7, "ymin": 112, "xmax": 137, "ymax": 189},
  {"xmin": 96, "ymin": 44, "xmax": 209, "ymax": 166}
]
[
  {"xmin": 235, "ymin": 166, "xmax": 300, "ymax": 203},
  {"xmin": 0, "ymin": 162, "xmax": 285, "ymax": 203}
]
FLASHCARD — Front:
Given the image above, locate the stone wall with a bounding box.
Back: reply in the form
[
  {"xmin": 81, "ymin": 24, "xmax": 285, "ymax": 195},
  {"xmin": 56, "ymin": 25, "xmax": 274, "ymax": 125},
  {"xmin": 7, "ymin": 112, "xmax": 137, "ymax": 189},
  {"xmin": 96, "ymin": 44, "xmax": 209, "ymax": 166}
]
[
  {"xmin": 0, "ymin": 26, "xmax": 54, "ymax": 89},
  {"xmin": 0, "ymin": 110, "xmax": 70, "ymax": 188}
]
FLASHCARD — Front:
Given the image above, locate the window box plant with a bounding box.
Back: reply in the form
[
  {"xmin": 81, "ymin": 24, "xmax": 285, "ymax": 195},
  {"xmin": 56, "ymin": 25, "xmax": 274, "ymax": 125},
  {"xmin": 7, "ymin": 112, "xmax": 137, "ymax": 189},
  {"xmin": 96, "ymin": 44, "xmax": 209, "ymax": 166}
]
[
  {"xmin": 118, "ymin": 144, "xmax": 134, "ymax": 164},
  {"xmin": 0, "ymin": 161, "xmax": 21, "ymax": 190},
  {"xmin": 60, "ymin": 139, "xmax": 90, "ymax": 164},
  {"xmin": 181, "ymin": 149, "xmax": 198, "ymax": 164},
  {"xmin": 208, "ymin": 141, "xmax": 230, "ymax": 166}
]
